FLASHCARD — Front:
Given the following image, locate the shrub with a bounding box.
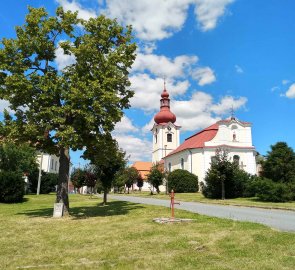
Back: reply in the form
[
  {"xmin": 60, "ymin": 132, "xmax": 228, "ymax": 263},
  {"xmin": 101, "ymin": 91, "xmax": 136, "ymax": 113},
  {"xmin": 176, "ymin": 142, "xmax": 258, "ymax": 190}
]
[
  {"xmin": 167, "ymin": 169, "xmax": 198, "ymax": 193},
  {"xmin": 29, "ymin": 171, "xmax": 58, "ymax": 194},
  {"xmin": 0, "ymin": 171, "xmax": 25, "ymax": 203},
  {"xmin": 245, "ymin": 177, "xmax": 293, "ymax": 202}
]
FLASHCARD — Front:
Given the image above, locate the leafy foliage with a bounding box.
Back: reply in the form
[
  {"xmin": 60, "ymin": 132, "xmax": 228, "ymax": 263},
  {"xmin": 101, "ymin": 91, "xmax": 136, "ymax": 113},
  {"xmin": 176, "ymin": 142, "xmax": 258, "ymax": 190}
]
[
  {"xmin": 0, "ymin": 6, "xmax": 136, "ymax": 213},
  {"xmin": 0, "ymin": 142, "xmax": 38, "ymax": 175},
  {"xmin": 71, "ymin": 168, "xmax": 86, "ymax": 190},
  {"xmin": 136, "ymin": 175, "xmax": 144, "ymax": 191},
  {"xmin": 244, "ymin": 177, "xmax": 293, "ymax": 202},
  {"xmin": 29, "ymin": 171, "xmax": 58, "ymax": 194},
  {"xmin": 167, "ymin": 169, "xmax": 198, "ymax": 193},
  {"xmin": 0, "ymin": 171, "xmax": 24, "ymax": 203},
  {"xmin": 147, "ymin": 165, "xmax": 164, "ymax": 194},
  {"xmin": 202, "ymin": 148, "xmax": 251, "ymax": 199},
  {"xmin": 262, "ymin": 142, "xmax": 295, "ymax": 183},
  {"xmin": 87, "ymin": 136, "xmax": 127, "ymax": 204}
]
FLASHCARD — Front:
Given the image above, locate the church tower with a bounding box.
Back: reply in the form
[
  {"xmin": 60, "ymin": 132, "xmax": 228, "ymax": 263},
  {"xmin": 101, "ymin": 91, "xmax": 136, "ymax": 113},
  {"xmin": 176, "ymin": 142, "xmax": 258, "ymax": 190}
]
[{"xmin": 152, "ymin": 85, "xmax": 181, "ymax": 164}]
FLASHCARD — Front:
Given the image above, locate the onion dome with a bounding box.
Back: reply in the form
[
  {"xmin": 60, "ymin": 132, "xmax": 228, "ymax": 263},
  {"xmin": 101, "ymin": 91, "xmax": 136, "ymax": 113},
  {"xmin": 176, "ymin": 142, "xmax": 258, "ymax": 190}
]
[{"xmin": 154, "ymin": 87, "xmax": 176, "ymax": 124}]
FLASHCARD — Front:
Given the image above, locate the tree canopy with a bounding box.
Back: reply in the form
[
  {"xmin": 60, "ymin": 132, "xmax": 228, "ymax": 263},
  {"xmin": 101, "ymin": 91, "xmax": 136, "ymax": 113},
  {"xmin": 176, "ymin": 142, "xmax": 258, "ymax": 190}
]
[
  {"xmin": 262, "ymin": 142, "xmax": 295, "ymax": 183},
  {"xmin": 0, "ymin": 6, "xmax": 136, "ymax": 214},
  {"xmin": 147, "ymin": 165, "xmax": 163, "ymax": 194}
]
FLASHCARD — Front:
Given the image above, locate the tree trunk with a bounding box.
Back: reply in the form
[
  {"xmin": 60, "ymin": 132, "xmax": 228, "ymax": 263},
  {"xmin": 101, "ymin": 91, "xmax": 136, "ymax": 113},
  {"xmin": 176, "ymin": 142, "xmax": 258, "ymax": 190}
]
[
  {"xmin": 103, "ymin": 188, "xmax": 107, "ymax": 205},
  {"xmin": 56, "ymin": 147, "xmax": 70, "ymax": 216},
  {"xmin": 221, "ymin": 178, "xmax": 225, "ymax": 200}
]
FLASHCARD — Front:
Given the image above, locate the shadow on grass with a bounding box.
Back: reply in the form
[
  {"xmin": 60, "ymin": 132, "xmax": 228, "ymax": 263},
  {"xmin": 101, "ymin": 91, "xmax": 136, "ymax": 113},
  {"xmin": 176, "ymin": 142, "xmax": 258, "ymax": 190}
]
[{"xmin": 17, "ymin": 200, "xmax": 144, "ymax": 219}]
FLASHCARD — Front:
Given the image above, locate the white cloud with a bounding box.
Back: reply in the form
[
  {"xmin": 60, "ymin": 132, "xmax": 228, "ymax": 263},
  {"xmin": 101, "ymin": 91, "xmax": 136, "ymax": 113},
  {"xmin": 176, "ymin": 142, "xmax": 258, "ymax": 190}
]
[
  {"xmin": 271, "ymin": 86, "xmax": 280, "ymax": 92},
  {"xmin": 285, "ymin": 83, "xmax": 295, "ymax": 99},
  {"xmin": 114, "ymin": 116, "xmax": 138, "ymax": 134},
  {"xmin": 115, "ymin": 134, "xmax": 152, "ymax": 163},
  {"xmin": 130, "ymin": 74, "xmax": 189, "ymax": 112},
  {"xmin": 193, "ymin": 0, "xmax": 234, "ymax": 31},
  {"xmin": 132, "ymin": 53, "xmax": 198, "ymax": 78},
  {"xmin": 100, "ymin": 0, "xmax": 234, "ymax": 41},
  {"xmin": 57, "ymin": 0, "xmax": 97, "ymax": 20},
  {"xmin": 210, "ymin": 95, "xmax": 247, "ymax": 115},
  {"xmin": 191, "ymin": 67, "xmax": 216, "ymax": 86},
  {"xmin": 235, "ymin": 65, "xmax": 243, "ymax": 74},
  {"xmin": 55, "ymin": 45, "xmax": 76, "ymax": 70},
  {"xmin": 101, "ymin": 0, "xmax": 191, "ymax": 41}
]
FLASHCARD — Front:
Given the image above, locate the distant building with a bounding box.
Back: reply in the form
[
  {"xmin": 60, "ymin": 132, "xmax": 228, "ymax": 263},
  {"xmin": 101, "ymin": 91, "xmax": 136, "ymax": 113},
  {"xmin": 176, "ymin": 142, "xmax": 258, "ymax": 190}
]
[
  {"xmin": 131, "ymin": 161, "xmax": 153, "ymax": 191},
  {"xmin": 36, "ymin": 153, "xmax": 60, "ymax": 174}
]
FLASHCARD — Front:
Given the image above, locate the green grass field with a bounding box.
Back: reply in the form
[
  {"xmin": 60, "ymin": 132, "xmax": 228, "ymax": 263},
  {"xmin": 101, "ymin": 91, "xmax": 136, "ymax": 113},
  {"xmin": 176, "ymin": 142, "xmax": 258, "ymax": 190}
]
[
  {"xmin": 0, "ymin": 194, "xmax": 295, "ymax": 270},
  {"xmin": 124, "ymin": 191, "xmax": 295, "ymax": 210}
]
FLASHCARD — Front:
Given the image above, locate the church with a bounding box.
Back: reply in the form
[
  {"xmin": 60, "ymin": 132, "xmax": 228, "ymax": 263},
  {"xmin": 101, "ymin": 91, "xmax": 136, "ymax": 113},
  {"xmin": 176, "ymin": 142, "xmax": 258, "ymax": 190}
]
[{"xmin": 151, "ymin": 86, "xmax": 257, "ymax": 183}]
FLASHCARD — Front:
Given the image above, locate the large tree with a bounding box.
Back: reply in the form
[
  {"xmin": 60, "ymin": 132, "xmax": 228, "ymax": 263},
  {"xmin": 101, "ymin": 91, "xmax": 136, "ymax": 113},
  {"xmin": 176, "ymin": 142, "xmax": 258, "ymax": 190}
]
[
  {"xmin": 0, "ymin": 7, "xmax": 136, "ymax": 215},
  {"xmin": 262, "ymin": 142, "xmax": 295, "ymax": 183}
]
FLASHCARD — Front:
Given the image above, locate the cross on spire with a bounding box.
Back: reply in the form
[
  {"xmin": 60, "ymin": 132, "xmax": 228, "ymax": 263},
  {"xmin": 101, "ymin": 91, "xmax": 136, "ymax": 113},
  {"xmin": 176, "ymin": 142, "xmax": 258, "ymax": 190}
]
[{"xmin": 164, "ymin": 76, "xmax": 166, "ymax": 90}]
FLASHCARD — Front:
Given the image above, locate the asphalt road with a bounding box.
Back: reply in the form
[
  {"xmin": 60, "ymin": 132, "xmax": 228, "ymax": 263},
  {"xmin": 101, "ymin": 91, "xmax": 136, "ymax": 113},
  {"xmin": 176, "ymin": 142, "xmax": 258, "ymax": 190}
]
[{"xmin": 107, "ymin": 194, "xmax": 295, "ymax": 232}]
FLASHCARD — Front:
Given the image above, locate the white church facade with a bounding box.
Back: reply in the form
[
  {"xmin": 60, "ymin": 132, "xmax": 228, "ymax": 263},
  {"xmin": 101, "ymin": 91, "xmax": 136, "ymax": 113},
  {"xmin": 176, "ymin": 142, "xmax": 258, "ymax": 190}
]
[{"xmin": 152, "ymin": 86, "xmax": 257, "ymax": 183}]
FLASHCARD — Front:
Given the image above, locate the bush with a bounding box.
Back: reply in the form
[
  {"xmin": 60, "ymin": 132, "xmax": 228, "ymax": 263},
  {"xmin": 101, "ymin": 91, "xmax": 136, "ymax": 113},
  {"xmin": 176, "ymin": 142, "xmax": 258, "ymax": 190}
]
[
  {"xmin": 29, "ymin": 171, "xmax": 58, "ymax": 194},
  {"xmin": 168, "ymin": 169, "xmax": 198, "ymax": 193},
  {"xmin": 0, "ymin": 171, "xmax": 25, "ymax": 203},
  {"xmin": 245, "ymin": 177, "xmax": 293, "ymax": 202},
  {"xmin": 203, "ymin": 164, "xmax": 251, "ymax": 199}
]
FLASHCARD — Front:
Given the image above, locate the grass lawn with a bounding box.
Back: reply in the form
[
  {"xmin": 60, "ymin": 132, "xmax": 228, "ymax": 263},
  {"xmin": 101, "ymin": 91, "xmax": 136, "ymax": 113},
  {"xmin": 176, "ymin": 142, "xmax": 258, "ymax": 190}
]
[
  {"xmin": 123, "ymin": 191, "xmax": 295, "ymax": 211},
  {"xmin": 0, "ymin": 194, "xmax": 295, "ymax": 270}
]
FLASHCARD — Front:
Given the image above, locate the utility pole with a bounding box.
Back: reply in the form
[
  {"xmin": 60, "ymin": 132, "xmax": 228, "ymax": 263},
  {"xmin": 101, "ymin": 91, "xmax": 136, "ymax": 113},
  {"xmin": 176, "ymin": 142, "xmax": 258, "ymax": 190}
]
[{"xmin": 37, "ymin": 153, "xmax": 43, "ymax": 195}]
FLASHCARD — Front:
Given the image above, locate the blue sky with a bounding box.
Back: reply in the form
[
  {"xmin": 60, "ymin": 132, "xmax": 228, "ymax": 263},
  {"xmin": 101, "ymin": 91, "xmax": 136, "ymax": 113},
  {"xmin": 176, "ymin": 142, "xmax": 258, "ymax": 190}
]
[{"xmin": 1, "ymin": 0, "xmax": 295, "ymax": 168}]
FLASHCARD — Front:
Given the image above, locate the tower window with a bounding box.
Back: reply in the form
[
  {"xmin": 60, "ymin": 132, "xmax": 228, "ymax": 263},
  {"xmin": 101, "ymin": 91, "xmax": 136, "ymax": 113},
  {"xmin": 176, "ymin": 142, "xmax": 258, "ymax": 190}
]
[
  {"xmin": 168, "ymin": 162, "xmax": 172, "ymax": 172},
  {"xmin": 181, "ymin": 158, "xmax": 184, "ymax": 169},
  {"xmin": 167, "ymin": 133, "xmax": 172, "ymax": 142},
  {"xmin": 155, "ymin": 135, "xmax": 157, "ymax": 144}
]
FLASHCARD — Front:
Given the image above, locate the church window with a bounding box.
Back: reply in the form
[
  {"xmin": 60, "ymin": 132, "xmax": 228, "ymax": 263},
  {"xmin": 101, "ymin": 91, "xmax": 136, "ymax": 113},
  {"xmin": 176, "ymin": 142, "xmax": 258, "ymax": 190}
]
[
  {"xmin": 51, "ymin": 159, "xmax": 54, "ymax": 170},
  {"xmin": 55, "ymin": 161, "xmax": 57, "ymax": 171},
  {"xmin": 155, "ymin": 135, "xmax": 157, "ymax": 144},
  {"xmin": 181, "ymin": 158, "xmax": 184, "ymax": 169},
  {"xmin": 168, "ymin": 162, "xmax": 172, "ymax": 172},
  {"xmin": 167, "ymin": 133, "xmax": 172, "ymax": 142},
  {"xmin": 233, "ymin": 155, "xmax": 240, "ymax": 165}
]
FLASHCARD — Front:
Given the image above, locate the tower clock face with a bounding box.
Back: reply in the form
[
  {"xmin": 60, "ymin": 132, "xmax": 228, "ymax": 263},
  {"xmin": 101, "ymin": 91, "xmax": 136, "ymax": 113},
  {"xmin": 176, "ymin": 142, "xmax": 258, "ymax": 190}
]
[{"xmin": 167, "ymin": 127, "xmax": 171, "ymax": 131}]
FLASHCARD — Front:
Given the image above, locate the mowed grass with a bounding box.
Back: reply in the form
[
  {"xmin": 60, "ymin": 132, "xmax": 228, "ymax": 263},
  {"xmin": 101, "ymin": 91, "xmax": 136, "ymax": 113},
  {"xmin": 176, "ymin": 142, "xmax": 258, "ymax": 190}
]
[
  {"xmin": 0, "ymin": 194, "xmax": 294, "ymax": 270},
  {"xmin": 124, "ymin": 191, "xmax": 295, "ymax": 210}
]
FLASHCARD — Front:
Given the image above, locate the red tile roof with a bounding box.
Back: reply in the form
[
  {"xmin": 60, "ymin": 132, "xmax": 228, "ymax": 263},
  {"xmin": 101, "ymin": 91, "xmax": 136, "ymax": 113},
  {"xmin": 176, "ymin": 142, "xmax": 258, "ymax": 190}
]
[{"xmin": 166, "ymin": 123, "xmax": 219, "ymax": 157}]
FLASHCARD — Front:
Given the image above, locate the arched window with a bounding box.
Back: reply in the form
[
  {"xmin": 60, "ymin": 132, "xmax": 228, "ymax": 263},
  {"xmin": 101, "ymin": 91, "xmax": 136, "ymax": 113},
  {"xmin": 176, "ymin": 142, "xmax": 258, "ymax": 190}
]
[
  {"xmin": 233, "ymin": 155, "xmax": 240, "ymax": 165},
  {"xmin": 168, "ymin": 162, "xmax": 172, "ymax": 172},
  {"xmin": 155, "ymin": 135, "xmax": 157, "ymax": 144},
  {"xmin": 167, "ymin": 133, "xmax": 172, "ymax": 142},
  {"xmin": 181, "ymin": 158, "xmax": 184, "ymax": 169}
]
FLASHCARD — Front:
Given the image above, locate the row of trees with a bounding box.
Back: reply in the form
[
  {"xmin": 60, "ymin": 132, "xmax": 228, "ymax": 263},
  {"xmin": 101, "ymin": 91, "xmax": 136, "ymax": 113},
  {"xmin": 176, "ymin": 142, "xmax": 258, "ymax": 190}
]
[{"xmin": 202, "ymin": 142, "xmax": 295, "ymax": 202}]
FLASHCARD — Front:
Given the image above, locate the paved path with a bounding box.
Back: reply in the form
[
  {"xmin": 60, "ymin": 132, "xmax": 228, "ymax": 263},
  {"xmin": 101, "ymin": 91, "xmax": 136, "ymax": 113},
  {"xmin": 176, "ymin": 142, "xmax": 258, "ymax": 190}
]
[{"xmin": 108, "ymin": 195, "xmax": 295, "ymax": 232}]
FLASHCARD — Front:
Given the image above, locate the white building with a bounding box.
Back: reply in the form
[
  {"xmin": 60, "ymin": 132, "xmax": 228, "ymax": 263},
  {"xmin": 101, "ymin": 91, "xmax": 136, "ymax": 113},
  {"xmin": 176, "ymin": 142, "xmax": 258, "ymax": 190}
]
[
  {"xmin": 152, "ymin": 86, "xmax": 257, "ymax": 183},
  {"xmin": 36, "ymin": 153, "xmax": 60, "ymax": 174}
]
